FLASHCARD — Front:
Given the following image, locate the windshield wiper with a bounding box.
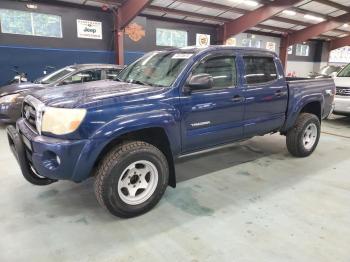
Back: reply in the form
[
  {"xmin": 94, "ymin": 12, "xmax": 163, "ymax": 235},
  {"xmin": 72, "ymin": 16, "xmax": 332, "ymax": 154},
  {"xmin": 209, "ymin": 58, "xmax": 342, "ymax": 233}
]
[{"xmin": 130, "ymin": 80, "xmax": 150, "ymax": 86}]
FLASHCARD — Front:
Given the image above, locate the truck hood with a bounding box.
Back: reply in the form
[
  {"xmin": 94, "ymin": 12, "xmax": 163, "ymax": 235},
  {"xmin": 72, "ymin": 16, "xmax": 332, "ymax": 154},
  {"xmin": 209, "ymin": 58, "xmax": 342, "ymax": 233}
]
[
  {"xmin": 0, "ymin": 82, "xmax": 43, "ymax": 97},
  {"xmin": 334, "ymin": 77, "xmax": 350, "ymax": 87},
  {"xmin": 30, "ymin": 80, "xmax": 164, "ymax": 108}
]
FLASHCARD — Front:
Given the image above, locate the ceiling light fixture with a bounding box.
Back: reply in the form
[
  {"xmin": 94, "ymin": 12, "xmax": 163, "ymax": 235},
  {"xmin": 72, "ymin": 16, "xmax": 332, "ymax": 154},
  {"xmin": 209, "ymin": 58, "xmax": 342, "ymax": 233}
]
[
  {"xmin": 282, "ymin": 10, "xmax": 296, "ymax": 16},
  {"xmin": 244, "ymin": 0, "xmax": 259, "ymax": 7},
  {"xmin": 304, "ymin": 14, "xmax": 325, "ymax": 22}
]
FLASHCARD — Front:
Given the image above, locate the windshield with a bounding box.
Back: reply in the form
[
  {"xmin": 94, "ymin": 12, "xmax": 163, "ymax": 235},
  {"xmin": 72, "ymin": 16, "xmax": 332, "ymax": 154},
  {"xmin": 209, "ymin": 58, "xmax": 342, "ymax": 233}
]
[
  {"xmin": 319, "ymin": 66, "xmax": 340, "ymax": 76},
  {"xmin": 338, "ymin": 64, "xmax": 350, "ymax": 77},
  {"xmin": 118, "ymin": 51, "xmax": 193, "ymax": 87},
  {"xmin": 35, "ymin": 67, "xmax": 76, "ymax": 84}
]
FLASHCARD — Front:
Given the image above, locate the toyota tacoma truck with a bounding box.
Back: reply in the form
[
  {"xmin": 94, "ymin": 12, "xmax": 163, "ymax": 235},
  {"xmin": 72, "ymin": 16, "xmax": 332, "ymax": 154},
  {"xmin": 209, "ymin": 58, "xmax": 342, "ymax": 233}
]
[{"xmin": 7, "ymin": 46, "xmax": 335, "ymax": 218}]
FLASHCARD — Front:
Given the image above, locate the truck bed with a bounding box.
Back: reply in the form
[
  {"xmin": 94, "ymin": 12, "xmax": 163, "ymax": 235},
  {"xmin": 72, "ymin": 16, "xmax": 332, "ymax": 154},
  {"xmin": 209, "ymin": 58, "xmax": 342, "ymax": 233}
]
[{"xmin": 282, "ymin": 77, "xmax": 335, "ymax": 132}]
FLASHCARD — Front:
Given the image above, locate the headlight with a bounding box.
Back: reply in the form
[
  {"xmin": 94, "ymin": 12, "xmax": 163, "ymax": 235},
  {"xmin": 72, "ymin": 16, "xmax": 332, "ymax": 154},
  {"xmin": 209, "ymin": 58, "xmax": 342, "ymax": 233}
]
[
  {"xmin": 0, "ymin": 93, "xmax": 20, "ymax": 103},
  {"xmin": 41, "ymin": 107, "xmax": 87, "ymax": 135}
]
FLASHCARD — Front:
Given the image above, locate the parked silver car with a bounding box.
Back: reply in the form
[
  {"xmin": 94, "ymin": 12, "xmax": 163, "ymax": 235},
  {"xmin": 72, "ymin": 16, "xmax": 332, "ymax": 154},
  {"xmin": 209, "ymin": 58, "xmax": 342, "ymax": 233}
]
[
  {"xmin": 0, "ymin": 64, "xmax": 125, "ymax": 123},
  {"xmin": 333, "ymin": 63, "xmax": 350, "ymax": 116}
]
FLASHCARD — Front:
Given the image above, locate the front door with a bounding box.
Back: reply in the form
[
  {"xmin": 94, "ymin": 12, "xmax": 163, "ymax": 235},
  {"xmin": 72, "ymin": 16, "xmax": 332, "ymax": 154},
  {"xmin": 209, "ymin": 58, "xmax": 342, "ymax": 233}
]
[{"xmin": 180, "ymin": 53, "xmax": 245, "ymax": 153}]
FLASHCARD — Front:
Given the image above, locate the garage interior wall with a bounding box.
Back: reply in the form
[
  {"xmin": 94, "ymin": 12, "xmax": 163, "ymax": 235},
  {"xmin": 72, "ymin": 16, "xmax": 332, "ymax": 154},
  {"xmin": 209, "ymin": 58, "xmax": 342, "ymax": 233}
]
[
  {"xmin": 0, "ymin": 0, "xmax": 117, "ymax": 85},
  {"xmin": 286, "ymin": 40, "xmax": 328, "ymax": 77},
  {"xmin": 123, "ymin": 16, "xmax": 218, "ymax": 65}
]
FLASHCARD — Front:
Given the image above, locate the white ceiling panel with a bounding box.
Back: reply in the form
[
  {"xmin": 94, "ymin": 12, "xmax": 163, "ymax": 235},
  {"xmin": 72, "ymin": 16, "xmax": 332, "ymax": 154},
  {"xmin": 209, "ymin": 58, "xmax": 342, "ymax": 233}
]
[
  {"xmin": 297, "ymin": 1, "xmax": 338, "ymax": 14},
  {"xmin": 330, "ymin": 0, "xmax": 350, "ymax": 7},
  {"xmin": 250, "ymin": 27, "xmax": 261, "ymax": 31},
  {"xmin": 163, "ymin": 13, "xmax": 186, "ymax": 19},
  {"xmin": 151, "ymin": 0, "xmax": 175, "ymax": 8},
  {"xmin": 184, "ymin": 17, "xmax": 205, "ymax": 22},
  {"xmin": 142, "ymin": 9, "xmax": 165, "ymax": 17},
  {"xmin": 203, "ymin": 0, "xmax": 244, "ymax": 8},
  {"xmin": 260, "ymin": 19, "xmax": 295, "ymax": 28},
  {"xmin": 337, "ymin": 25, "xmax": 350, "ymax": 32},
  {"xmin": 169, "ymin": 2, "xmax": 201, "ymax": 12},
  {"xmin": 202, "ymin": 19, "xmax": 222, "ymax": 25},
  {"xmin": 218, "ymin": 11, "xmax": 242, "ymax": 19},
  {"xmin": 322, "ymin": 31, "xmax": 343, "ymax": 36},
  {"xmin": 329, "ymin": 10, "xmax": 347, "ymax": 17},
  {"xmin": 291, "ymin": 25, "xmax": 306, "ymax": 30},
  {"xmin": 196, "ymin": 7, "xmax": 224, "ymax": 16},
  {"xmin": 259, "ymin": 29, "xmax": 273, "ymax": 33}
]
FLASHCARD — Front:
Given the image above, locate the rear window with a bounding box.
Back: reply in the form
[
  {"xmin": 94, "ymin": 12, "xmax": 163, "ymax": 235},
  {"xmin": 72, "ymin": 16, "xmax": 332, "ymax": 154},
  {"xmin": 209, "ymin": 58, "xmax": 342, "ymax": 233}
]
[{"xmin": 243, "ymin": 56, "xmax": 277, "ymax": 85}]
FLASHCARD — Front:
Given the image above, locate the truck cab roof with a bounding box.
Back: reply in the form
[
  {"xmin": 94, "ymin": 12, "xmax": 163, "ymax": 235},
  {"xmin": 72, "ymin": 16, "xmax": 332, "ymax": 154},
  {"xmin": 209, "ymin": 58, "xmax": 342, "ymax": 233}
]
[{"xmin": 161, "ymin": 45, "xmax": 278, "ymax": 56}]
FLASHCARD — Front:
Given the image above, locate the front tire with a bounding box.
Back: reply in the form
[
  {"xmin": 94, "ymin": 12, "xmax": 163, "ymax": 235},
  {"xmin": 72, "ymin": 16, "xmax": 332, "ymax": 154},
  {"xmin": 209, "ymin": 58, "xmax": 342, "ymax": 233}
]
[
  {"xmin": 286, "ymin": 113, "xmax": 320, "ymax": 157},
  {"xmin": 94, "ymin": 141, "xmax": 169, "ymax": 218}
]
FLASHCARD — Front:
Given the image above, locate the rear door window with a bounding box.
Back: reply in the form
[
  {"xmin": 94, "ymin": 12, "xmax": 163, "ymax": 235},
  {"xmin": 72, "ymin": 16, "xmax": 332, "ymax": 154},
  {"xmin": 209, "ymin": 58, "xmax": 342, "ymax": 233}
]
[{"xmin": 243, "ymin": 56, "xmax": 277, "ymax": 85}]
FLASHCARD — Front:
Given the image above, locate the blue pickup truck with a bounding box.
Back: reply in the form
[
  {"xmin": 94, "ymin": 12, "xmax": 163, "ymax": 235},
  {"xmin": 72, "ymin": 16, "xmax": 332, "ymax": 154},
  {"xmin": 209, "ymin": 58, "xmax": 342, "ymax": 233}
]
[{"xmin": 7, "ymin": 46, "xmax": 335, "ymax": 218}]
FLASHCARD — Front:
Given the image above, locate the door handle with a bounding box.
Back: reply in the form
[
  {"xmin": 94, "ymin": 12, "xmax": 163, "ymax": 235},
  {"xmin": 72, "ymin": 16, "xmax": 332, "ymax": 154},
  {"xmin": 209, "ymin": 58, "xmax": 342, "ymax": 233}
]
[
  {"xmin": 275, "ymin": 90, "xmax": 287, "ymax": 97},
  {"xmin": 232, "ymin": 95, "xmax": 245, "ymax": 103}
]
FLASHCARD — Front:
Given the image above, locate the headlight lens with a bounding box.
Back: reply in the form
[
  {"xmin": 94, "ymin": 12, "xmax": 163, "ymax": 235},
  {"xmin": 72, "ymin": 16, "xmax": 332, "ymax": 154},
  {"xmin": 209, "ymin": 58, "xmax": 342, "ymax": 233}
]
[
  {"xmin": 41, "ymin": 107, "xmax": 87, "ymax": 135},
  {"xmin": 0, "ymin": 93, "xmax": 20, "ymax": 103}
]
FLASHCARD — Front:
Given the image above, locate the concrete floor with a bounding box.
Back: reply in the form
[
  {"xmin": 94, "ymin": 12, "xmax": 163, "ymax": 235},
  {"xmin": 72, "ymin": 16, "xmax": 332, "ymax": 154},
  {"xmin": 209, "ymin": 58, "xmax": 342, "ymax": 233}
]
[{"xmin": 1, "ymin": 116, "xmax": 350, "ymax": 262}]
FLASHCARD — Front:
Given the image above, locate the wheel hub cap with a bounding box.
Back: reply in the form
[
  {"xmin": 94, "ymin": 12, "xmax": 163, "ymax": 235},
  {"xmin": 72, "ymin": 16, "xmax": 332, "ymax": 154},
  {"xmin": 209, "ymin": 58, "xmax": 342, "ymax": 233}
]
[
  {"xmin": 303, "ymin": 123, "xmax": 317, "ymax": 150},
  {"xmin": 117, "ymin": 160, "xmax": 158, "ymax": 205}
]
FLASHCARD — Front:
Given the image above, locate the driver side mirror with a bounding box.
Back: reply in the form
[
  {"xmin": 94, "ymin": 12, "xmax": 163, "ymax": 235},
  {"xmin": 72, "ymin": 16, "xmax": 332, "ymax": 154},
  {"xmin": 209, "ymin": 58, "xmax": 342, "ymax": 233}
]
[{"xmin": 186, "ymin": 74, "xmax": 213, "ymax": 93}]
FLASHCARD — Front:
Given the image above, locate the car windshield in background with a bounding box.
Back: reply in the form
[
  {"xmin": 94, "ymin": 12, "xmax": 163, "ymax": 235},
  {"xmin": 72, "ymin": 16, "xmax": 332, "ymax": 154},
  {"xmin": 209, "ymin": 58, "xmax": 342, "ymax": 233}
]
[
  {"xmin": 36, "ymin": 67, "xmax": 76, "ymax": 84},
  {"xmin": 319, "ymin": 66, "xmax": 340, "ymax": 76},
  {"xmin": 337, "ymin": 64, "xmax": 350, "ymax": 77},
  {"xmin": 118, "ymin": 51, "xmax": 193, "ymax": 87}
]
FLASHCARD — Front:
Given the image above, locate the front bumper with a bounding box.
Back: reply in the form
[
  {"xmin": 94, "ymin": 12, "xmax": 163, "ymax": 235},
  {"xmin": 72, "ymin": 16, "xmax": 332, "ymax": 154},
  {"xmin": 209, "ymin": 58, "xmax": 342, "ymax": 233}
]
[
  {"xmin": 7, "ymin": 119, "xmax": 89, "ymax": 182},
  {"xmin": 333, "ymin": 96, "xmax": 350, "ymax": 115},
  {"xmin": 0, "ymin": 102, "xmax": 21, "ymax": 123}
]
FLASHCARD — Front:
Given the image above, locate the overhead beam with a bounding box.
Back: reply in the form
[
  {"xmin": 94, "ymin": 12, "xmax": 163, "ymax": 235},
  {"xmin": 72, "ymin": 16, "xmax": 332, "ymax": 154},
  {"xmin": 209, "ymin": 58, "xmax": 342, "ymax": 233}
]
[
  {"xmin": 113, "ymin": 0, "xmax": 151, "ymax": 65},
  {"xmin": 117, "ymin": 0, "xmax": 152, "ymax": 30},
  {"xmin": 147, "ymin": 6, "xmax": 228, "ymax": 23},
  {"xmin": 222, "ymin": 0, "xmax": 303, "ymax": 39},
  {"xmin": 330, "ymin": 35, "xmax": 350, "ymax": 50},
  {"xmin": 147, "ymin": 6, "xmax": 293, "ymax": 34},
  {"xmin": 286, "ymin": 13, "xmax": 350, "ymax": 46},
  {"xmin": 173, "ymin": 0, "xmax": 348, "ymax": 35}
]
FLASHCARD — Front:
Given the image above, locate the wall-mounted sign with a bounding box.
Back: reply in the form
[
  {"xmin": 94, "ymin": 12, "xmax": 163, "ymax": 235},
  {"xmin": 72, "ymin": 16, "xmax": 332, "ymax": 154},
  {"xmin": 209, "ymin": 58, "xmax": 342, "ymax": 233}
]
[
  {"xmin": 225, "ymin": 37, "xmax": 236, "ymax": 46},
  {"xmin": 266, "ymin": 42, "xmax": 276, "ymax": 51},
  {"xmin": 125, "ymin": 23, "xmax": 145, "ymax": 42},
  {"xmin": 196, "ymin": 34, "xmax": 211, "ymax": 47},
  {"xmin": 77, "ymin": 19, "xmax": 102, "ymax": 40},
  {"xmin": 288, "ymin": 46, "xmax": 293, "ymax": 54}
]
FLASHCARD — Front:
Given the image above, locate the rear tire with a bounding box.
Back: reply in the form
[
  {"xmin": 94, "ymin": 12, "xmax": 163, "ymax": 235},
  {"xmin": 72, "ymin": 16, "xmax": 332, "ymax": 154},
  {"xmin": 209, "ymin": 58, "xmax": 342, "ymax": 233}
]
[
  {"xmin": 94, "ymin": 141, "xmax": 169, "ymax": 218},
  {"xmin": 286, "ymin": 113, "xmax": 320, "ymax": 157}
]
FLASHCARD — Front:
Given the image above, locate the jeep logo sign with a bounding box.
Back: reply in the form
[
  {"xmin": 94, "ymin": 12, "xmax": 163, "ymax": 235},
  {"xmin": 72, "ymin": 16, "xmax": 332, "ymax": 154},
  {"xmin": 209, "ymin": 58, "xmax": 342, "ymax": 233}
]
[{"xmin": 77, "ymin": 19, "xmax": 102, "ymax": 39}]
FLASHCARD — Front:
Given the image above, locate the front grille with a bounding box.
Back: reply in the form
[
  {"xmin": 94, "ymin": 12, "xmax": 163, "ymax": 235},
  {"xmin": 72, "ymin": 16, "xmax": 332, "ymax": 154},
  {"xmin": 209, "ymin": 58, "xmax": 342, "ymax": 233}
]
[
  {"xmin": 336, "ymin": 87, "xmax": 350, "ymax": 96},
  {"xmin": 22, "ymin": 101, "xmax": 37, "ymax": 131}
]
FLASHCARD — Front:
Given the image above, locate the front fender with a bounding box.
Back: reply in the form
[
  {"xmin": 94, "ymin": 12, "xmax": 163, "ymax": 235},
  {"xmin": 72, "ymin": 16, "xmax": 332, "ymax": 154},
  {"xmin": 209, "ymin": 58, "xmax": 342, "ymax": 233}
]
[{"xmin": 70, "ymin": 109, "xmax": 181, "ymax": 182}]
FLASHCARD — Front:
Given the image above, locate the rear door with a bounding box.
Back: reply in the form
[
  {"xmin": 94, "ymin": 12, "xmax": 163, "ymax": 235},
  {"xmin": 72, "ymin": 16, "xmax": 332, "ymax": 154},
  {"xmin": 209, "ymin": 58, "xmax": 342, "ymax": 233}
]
[
  {"xmin": 242, "ymin": 55, "xmax": 288, "ymax": 136},
  {"xmin": 180, "ymin": 52, "xmax": 245, "ymax": 152}
]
